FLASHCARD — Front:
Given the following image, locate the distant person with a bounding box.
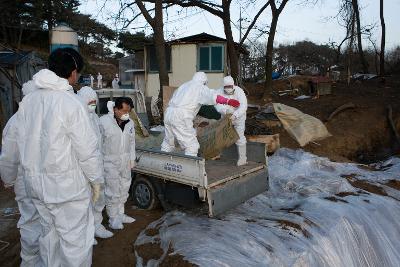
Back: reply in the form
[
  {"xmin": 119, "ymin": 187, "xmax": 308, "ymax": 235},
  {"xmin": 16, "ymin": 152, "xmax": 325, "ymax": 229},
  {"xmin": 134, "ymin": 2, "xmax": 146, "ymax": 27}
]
[
  {"xmin": 160, "ymin": 72, "xmax": 240, "ymax": 156},
  {"xmin": 6, "ymin": 48, "xmax": 103, "ymax": 266},
  {"xmin": 99, "ymin": 97, "xmax": 136, "ymax": 230},
  {"xmin": 77, "ymin": 86, "xmax": 114, "ymax": 240},
  {"xmin": 0, "ymin": 81, "xmax": 40, "ymax": 266},
  {"xmin": 90, "ymin": 74, "xmax": 94, "ymax": 88},
  {"xmin": 112, "ymin": 74, "xmax": 120, "ymax": 89},
  {"xmin": 215, "ymin": 76, "xmax": 248, "ymax": 166},
  {"xmin": 97, "ymin": 72, "xmax": 103, "ymax": 89}
]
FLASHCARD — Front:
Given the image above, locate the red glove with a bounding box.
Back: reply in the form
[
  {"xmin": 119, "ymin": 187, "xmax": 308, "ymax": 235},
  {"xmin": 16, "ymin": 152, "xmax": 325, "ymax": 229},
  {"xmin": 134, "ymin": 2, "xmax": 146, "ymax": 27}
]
[
  {"xmin": 216, "ymin": 95, "xmax": 240, "ymax": 107},
  {"xmin": 227, "ymin": 99, "xmax": 240, "ymax": 108}
]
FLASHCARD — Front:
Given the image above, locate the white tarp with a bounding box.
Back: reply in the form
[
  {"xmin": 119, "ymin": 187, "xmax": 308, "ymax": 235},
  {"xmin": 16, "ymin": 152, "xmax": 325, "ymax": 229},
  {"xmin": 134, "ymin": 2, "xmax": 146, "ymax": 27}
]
[
  {"xmin": 135, "ymin": 149, "xmax": 400, "ymax": 267},
  {"xmin": 273, "ymin": 103, "xmax": 331, "ymax": 146}
]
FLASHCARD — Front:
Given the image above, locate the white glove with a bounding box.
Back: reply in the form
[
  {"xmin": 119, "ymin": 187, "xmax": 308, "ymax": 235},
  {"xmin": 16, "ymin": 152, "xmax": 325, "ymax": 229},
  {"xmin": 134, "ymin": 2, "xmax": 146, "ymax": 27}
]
[
  {"xmin": 107, "ymin": 101, "xmax": 115, "ymax": 114},
  {"xmin": 91, "ymin": 183, "xmax": 101, "ymax": 203},
  {"xmin": 230, "ymin": 114, "xmax": 237, "ymax": 121}
]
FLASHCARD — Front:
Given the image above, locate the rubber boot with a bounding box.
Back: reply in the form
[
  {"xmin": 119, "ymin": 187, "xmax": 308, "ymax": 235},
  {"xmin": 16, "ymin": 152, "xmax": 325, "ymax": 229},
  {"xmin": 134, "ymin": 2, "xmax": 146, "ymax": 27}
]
[
  {"xmin": 121, "ymin": 214, "xmax": 135, "ymax": 224},
  {"xmin": 237, "ymin": 144, "xmax": 247, "ymax": 166},
  {"xmin": 109, "ymin": 216, "xmax": 124, "ymax": 230},
  {"xmin": 95, "ymin": 224, "xmax": 114, "ymax": 239}
]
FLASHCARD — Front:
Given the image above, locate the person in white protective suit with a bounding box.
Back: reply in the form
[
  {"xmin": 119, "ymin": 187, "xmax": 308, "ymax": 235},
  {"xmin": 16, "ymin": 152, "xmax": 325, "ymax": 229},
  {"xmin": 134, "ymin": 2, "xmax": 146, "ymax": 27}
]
[
  {"xmin": 11, "ymin": 48, "xmax": 104, "ymax": 267},
  {"xmin": 215, "ymin": 76, "xmax": 248, "ymax": 166},
  {"xmin": 77, "ymin": 86, "xmax": 114, "ymax": 240},
  {"xmin": 112, "ymin": 74, "xmax": 120, "ymax": 89},
  {"xmin": 99, "ymin": 97, "xmax": 136, "ymax": 230},
  {"xmin": 0, "ymin": 80, "xmax": 41, "ymax": 266},
  {"xmin": 90, "ymin": 74, "xmax": 94, "ymax": 88},
  {"xmin": 97, "ymin": 72, "xmax": 103, "ymax": 89},
  {"xmin": 161, "ymin": 72, "xmax": 241, "ymax": 156}
]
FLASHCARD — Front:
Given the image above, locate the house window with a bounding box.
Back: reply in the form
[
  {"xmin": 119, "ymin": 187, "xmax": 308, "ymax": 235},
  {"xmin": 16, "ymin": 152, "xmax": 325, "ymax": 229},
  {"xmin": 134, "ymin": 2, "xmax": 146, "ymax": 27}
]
[
  {"xmin": 148, "ymin": 45, "xmax": 171, "ymax": 72},
  {"xmin": 198, "ymin": 44, "xmax": 224, "ymax": 72}
]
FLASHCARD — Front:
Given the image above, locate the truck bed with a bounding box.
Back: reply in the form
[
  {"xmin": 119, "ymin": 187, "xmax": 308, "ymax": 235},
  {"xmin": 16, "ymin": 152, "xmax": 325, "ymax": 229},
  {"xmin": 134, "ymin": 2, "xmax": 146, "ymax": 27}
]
[
  {"xmin": 205, "ymin": 159, "xmax": 265, "ymax": 188},
  {"xmin": 134, "ymin": 142, "xmax": 269, "ymax": 216}
]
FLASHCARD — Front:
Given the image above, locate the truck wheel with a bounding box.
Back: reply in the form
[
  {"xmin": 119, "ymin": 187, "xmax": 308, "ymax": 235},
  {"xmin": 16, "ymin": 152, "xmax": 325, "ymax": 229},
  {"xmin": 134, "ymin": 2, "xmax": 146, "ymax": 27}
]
[{"xmin": 132, "ymin": 177, "xmax": 159, "ymax": 210}]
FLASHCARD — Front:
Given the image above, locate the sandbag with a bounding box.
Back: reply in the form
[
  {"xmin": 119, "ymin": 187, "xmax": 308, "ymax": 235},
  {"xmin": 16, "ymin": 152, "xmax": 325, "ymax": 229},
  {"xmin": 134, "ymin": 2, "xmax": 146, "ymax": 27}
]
[{"xmin": 273, "ymin": 103, "xmax": 331, "ymax": 147}]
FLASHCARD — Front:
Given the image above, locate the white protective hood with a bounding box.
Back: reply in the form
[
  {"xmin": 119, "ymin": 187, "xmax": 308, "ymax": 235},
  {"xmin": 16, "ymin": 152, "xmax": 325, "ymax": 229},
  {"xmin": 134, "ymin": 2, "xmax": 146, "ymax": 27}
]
[{"xmin": 33, "ymin": 69, "xmax": 73, "ymax": 92}]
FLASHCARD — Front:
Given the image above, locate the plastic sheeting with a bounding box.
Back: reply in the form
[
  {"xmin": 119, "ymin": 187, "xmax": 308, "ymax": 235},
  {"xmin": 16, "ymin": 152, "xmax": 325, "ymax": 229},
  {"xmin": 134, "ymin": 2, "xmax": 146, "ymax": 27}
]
[{"xmin": 135, "ymin": 149, "xmax": 400, "ymax": 267}]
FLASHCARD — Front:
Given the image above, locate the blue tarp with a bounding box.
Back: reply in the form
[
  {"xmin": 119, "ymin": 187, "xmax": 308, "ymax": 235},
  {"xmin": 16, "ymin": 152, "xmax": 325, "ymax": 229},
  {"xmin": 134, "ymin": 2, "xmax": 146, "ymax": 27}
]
[{"xmin": 272, "ymin": 71, "xmax": 281, "ymax": 80}]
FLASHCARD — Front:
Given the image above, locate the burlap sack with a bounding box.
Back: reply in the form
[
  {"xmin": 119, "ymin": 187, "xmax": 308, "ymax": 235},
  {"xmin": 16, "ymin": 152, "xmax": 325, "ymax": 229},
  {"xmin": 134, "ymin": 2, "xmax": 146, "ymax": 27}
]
[
  {"xmin": 129, "ymin": 109, "xmax": 149, "ymax": 137},
  {"xmin": 273, "ymin": 103, "xmax": 331, "ymax": 147},
  {"xmin": 197, "ymin": 116, "xmax": 239, "ymax": 159}
]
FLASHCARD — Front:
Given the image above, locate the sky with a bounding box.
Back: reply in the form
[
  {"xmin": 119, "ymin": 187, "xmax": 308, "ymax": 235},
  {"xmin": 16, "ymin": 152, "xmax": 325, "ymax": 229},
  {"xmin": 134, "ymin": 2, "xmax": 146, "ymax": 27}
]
[{"xmin": 79, "ymin": 0, "xmax": 400, "ymax": 50}]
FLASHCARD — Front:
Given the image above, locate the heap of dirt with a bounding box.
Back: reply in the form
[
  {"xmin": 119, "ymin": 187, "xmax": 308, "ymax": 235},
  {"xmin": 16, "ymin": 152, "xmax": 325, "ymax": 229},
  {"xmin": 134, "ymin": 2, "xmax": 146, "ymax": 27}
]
[{"xmin": 246, "ymin": 76, "xmax": 400, "ymax": 163}]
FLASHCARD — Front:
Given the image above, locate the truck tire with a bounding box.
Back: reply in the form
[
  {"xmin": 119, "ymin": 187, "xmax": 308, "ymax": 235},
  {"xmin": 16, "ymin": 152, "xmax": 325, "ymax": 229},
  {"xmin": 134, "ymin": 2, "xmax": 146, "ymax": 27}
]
[{"xmin": 132, "ymin": 177, "xmax": 159, "ymax": 210}]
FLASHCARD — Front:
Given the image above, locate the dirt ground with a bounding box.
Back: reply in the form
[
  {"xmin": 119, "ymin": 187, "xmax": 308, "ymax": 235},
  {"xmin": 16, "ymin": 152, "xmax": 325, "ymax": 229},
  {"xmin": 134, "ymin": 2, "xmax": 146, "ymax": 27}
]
[
  {"xmin": 246, "ymin": 75, "xmax": 400, "ymax": 163},
  {"xmin": 0, "ymin": 76, "xmax": 399, "ymax": 267}
]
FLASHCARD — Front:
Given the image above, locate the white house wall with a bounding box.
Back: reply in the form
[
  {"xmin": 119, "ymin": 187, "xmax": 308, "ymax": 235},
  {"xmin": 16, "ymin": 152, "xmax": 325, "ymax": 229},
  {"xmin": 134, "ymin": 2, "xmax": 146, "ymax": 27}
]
[
  {"xmin": 146, "ymin": 43, "xmax": 225, "ymax": 97},
  {"xmin": 170, "ymin": 44, "xmax": 197, "ymax": 86}
]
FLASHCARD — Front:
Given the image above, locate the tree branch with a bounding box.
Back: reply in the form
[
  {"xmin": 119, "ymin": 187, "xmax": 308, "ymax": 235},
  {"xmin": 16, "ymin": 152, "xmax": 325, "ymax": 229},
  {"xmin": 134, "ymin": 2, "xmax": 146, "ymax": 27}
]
[
  {"xmin": 277, "ymin": 0, "xmax": 289, "ymax": 14},
  {"xmin": 239, "ymin": 1, "xmax": 270, "ymax": 46},
  {"xmin": 135, "ymin": 0, "xmax": 155, "ymax": 27},
  {"xmin": 144, "ymin": 0, "xmax": 224, "ymax": 17}
]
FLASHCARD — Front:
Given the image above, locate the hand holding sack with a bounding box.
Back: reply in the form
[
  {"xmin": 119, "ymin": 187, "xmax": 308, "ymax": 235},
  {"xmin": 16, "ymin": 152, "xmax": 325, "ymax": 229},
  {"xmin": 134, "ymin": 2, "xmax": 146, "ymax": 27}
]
[{"xmin": 227, "ymin": 99, "xmax": 240, "ymax": 108}]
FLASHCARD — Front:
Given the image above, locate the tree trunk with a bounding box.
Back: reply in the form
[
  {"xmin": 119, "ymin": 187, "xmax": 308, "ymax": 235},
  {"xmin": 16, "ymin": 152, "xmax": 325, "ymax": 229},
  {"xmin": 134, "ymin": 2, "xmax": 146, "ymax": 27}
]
[
  {"xmin": 347, "ymin": 13, "xmax": 356, "ymax": 86},
  {"xmin": 379, "ymin": 0, "xmax": 385, "ymax": 76},
  {"xmin": 352, "ymin": 0, "xmax": 369, "ymax": 73},
  {"xmin": 153, "ymin": 0, "xmax": 169, "ymax": 116},
  {"xmin": 222, "ymin": 1, "xmax": 239, "ymax": 82},
  {"xmin": 136, "ymin": 0, "xmax": 169, "ymax": 117},
  {"xmin": 263, "ymin": 13, "xmax": 278, "ymax": 100}
]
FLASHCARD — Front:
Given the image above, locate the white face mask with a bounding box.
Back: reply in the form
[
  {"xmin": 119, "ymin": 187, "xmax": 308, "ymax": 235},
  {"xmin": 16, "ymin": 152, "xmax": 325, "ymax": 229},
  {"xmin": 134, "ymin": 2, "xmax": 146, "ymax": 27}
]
[
  {"xmin": 88, "ymin": 104, "xmax": 96, "ymax": 112},
  {"xmin": 120, "ymin": 113, "xmax": 130, "ymax": 121},
  {"xmin": 224, "ymin": 87, "xmax": 235, "ymax": 95}
]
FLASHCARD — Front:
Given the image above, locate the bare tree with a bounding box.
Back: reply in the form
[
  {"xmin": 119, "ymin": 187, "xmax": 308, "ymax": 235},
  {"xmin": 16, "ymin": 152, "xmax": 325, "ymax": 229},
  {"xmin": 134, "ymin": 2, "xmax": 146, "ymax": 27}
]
[
  {"xmin": 145, "ymin": 0, "xmax": 270, "ymax": 83},
  {"xmin": 262, "ymin": 0, "xmax": 288, "ymax": 100},
  {"xmin": 347, "ymin": 10, "xmax": 355, "ymax": 85},
  {"xmin": 351, "ymin": 0, "xmax": 369, "ymax": 73},
  {"xmin": 379, "ymin": 0, "xmax": 385, "ymax": 76},
  {"xmin": 367, "ymin": 37, "xmax": 379, "ymax": 74}
]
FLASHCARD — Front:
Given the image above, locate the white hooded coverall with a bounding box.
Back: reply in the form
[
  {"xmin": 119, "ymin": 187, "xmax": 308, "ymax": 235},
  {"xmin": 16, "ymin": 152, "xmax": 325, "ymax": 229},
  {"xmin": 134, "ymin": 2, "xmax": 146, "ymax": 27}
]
[
  {"xmin": 215, "ymin": 77, "xmax": 248, "ymax": 165},
  {"xmin": 99, "ymin": 103, "xmax": 135, "ymax": 226},
  {"xmin": 97, "ymin": 73, "xmax": 103, "ymax": 89},
  {"xmin": 0, "ymin": 81, "xmax": 42, "ymax": 267},
  {"xmin": 13, "ymin": 69, "xmax": 104, "ymax": 267},
  {"xmin": 161, "ymin": 72, "xmax": 218, "ymax": 156},
  {"xmin": 90, "ymin": 75, "xmax": 94, "ymax": 88},
  {"xmin": 77, "ymin": 86, "xmax": 112, "ymax": 238},
  {"xmin": 112, "ymin": 78, "xmax": 120, "ymax": 89}
]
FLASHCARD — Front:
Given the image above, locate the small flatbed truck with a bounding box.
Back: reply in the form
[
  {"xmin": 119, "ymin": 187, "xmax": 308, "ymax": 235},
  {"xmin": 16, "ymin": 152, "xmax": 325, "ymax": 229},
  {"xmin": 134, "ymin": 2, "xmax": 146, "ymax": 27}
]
[{"xmin": 131, "ymin": 142, "xmax": 269, "ymax": 217}]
